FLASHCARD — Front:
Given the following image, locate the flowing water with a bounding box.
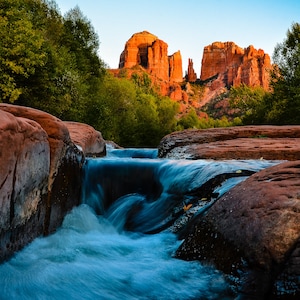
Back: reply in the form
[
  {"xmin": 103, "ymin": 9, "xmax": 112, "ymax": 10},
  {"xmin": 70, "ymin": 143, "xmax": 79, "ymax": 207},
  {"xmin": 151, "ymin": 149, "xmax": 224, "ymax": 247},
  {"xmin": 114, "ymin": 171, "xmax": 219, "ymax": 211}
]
[{"xmin": 0, "ymin": 148, "xmax": 281, "ymax": 299}]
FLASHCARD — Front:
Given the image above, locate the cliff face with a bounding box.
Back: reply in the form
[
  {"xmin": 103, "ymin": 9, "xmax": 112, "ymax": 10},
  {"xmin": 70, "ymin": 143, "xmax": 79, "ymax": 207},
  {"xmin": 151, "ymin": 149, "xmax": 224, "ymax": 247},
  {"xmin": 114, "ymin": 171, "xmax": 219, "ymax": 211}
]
[
  {"xmin": 169, "ymin": 51, "xmax": 183, "ymax": 82},
  {"xmin": 119, "ymin": 31, "xmax": 183, "ymax": 83},
  {"xmin": 200, "ymin": 42, "xmax": 271, "ymax": 90}
]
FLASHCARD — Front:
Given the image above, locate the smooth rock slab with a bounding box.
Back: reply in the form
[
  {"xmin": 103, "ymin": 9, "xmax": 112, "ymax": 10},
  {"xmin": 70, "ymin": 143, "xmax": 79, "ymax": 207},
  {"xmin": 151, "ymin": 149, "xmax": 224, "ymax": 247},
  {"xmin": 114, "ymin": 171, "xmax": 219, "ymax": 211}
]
[
  {"xmin": 0, "ymin": 104, "xmax": 83, "ymax": 262},
  {"xmin": 158, "ymin": 126, "xmax": 300, "ymax": 160}
]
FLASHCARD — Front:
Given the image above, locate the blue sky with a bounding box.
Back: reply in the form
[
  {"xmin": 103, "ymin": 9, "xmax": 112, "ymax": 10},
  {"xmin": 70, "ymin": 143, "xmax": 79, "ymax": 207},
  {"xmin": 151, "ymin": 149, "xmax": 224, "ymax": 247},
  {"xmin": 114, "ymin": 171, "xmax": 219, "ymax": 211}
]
[{"xmin": 55, "ymin": 0, "xmax": 299, "ymax": 76}]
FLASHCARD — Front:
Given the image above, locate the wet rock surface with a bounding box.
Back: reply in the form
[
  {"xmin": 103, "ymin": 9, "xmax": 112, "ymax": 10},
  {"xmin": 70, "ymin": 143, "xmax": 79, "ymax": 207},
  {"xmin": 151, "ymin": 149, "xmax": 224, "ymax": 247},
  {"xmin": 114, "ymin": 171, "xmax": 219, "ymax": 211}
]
[{"xmin": 176, "ymin": 161, "xmax": 300, "ymax": 298}]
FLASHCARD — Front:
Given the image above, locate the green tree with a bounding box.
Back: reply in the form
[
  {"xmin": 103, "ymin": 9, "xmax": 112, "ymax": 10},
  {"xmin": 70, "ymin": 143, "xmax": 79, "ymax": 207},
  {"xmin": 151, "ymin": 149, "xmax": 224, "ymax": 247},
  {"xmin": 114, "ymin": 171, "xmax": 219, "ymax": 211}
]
[
  {"xmin": 0, "ymin": 0, "xmax": 46, "ymax": 102},
  {"xmin": 63, "ymin": 6, "xmax": 104, "ymax": 77},
  {"xmin": 228, "ymin": 84, "xmax": 269, "ymax": 124},
  {"xmin": 266, "ymin": 22, "xmax": 300, "ymax": 124},
  {"xmin": 85, "ymin": 76, "xmax": 138, "ymax": 145},
  {"xmin": 177, "ymin": 108, "xmax": 200, "ymax": 129}
]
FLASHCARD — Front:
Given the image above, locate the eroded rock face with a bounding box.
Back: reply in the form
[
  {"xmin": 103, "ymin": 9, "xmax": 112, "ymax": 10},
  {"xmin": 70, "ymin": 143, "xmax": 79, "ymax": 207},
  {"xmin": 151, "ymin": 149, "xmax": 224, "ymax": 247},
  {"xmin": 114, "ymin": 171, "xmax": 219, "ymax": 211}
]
[
  {"xmin": 119, "ymin": 31, "xmax": 158, "ymax": 69},
  {"xmin": 169, "ymin": 51, "xmax": 183, "ymax": 82},
  {"xmin": 0, "ymin": 104, "xmax": 84, "ymax": 262},
  {"xmin": 176, "ymin": 160, "xmax": 300, "ymax": 298},
  {"xmin": 200, "ymin": 41, "xmax": 271, "ymax": 90},
  {"xmin": 158, "ymin": 126, "xmax": 300, "ymax": 160},
  {"xmin": 119, "ymin": 31, "xmax": 183, "ymax": 83},
  {"xmin": 186, "ymin": 58, "xmax": 197, "ymax": 82}
]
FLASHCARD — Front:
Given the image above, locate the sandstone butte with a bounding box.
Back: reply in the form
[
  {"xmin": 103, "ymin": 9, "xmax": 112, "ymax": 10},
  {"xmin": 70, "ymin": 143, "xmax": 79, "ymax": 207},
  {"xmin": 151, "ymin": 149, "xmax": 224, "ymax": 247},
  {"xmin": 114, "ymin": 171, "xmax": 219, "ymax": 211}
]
[
  {"xmin": 119, "ymin": 31, "xmax": 183, "ymax": 83},
  {"xmin": 113, "ymin": 31, "xmax": 188, "ymax": 107},
  {"xmin": 200, "ymin": 41, "xmax": 272, "ymax": 106},
  {"xmin": 113, "ymin": 31, "xmax": 273, "ymax": 113}
]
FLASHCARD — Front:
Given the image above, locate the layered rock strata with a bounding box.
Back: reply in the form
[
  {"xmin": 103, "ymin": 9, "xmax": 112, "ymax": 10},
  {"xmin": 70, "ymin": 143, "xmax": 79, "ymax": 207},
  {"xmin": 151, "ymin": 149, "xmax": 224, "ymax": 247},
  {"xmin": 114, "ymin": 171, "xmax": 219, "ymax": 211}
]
[
  {"xmin": 158, "ymin": 126, "xmax": 300, "ymax": 160},
  {"xmin": 158, "ymin": 125, "xmax": 300, "ymax": 297}
]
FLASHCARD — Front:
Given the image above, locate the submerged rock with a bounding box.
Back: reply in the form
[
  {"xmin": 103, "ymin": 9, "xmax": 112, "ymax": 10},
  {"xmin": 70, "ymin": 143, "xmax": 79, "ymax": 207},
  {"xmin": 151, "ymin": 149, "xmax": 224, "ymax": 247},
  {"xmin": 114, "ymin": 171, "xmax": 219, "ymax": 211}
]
[{"xmin": 176, "ymin": 160, "xmax": 300, "ymax": 298}]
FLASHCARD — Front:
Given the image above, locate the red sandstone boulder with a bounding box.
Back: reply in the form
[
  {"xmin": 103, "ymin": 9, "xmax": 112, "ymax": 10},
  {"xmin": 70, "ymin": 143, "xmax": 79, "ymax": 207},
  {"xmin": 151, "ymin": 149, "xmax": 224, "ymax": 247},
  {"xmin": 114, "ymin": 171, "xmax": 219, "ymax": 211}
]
[
  {"xmin": 158, "ymin": 126, "xmax": 300, "ymax": 160},
  {"xmin": 64, "ymin": 121, "xmax": 106, "ymax": 157},
  {"xmin": 0, "ymin": 104, "xmax": 83, "ymax": 262},
  {"xmin": 0, "ymin": 104, "xmax": 71, "ymax": 185},
  {"xmin": 0, "ymin": 109, "xmax": 50, "ymax": 261},
  {"xmin": 176, "ymin": 160, "xmax": 300, "ymax": 298}
]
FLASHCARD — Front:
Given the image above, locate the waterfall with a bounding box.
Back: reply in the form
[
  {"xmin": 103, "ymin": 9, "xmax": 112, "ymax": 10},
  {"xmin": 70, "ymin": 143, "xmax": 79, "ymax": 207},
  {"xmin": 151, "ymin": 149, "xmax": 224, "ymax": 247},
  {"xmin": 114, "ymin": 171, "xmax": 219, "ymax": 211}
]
[{"xmin": 0, "ymin": 148, "xmax": 280, "ymax": 299}]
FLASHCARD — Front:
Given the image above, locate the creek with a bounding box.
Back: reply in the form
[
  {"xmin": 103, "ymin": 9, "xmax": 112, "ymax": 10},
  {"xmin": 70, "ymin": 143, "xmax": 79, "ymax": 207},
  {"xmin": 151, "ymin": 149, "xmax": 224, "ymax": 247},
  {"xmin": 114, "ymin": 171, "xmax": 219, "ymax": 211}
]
[{"xmin": 0, "ymin": 148, "xmax": 280, "ymax": 299}]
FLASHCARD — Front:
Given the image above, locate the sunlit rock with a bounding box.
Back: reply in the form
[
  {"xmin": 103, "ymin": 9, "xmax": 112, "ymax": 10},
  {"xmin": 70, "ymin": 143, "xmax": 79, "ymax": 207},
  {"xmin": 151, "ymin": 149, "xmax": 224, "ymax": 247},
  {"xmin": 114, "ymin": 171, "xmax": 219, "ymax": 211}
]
[
  {"xmin": 64, "ymin": 121, "xmax": 106, "ymax": 157},
  {"xmin": 158, "ymin": 125, "xmax": 300, "ymax": 160}
]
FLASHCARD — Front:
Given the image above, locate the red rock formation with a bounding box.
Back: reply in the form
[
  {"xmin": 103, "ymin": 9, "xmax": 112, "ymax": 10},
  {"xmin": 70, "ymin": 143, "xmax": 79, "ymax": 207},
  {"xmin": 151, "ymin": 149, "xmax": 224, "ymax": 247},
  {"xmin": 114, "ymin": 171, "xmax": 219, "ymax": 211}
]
[
  {"xmin": 186, "ymin": 58, "xmax": 197, "ymax": 82},
  {"xmin": 0, "ymin": 104, "xmax": 105, "ymax": 262},
  {"xmin": 119, "ymin": 31, "xmax": 183, "ymax": 83},
  {"xmin": 169, "ymin": 51, "xmax": 183, "ymax": 82},
  {"xmin": 119, "ymin": 31, "xmax": 158, "ymax": 69},
  {"xmin": 0, "ymin": 109, "xmax": 49, "ymax": 233},
  {"xmin": 200, "ymin": 42, "xmax": 271, "ymax": 90},
  {"xmin": 147, "ymin": 39, "xmax": 169, "ymax": 81}
]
